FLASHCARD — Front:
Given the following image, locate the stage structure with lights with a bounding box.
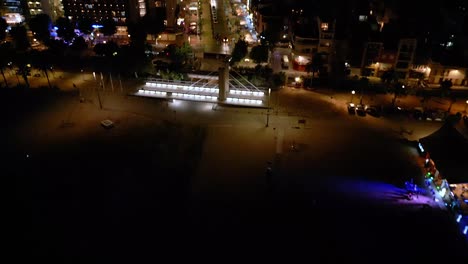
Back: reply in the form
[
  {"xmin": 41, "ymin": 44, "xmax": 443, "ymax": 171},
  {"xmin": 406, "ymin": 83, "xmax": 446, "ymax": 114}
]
[
  {"xmin": 417, "ymin": 122, "xmax": 468, "ymax": 239},
  {"xmin": 134, "ymin": 66, "xmax": 269, "ymax": 108}
]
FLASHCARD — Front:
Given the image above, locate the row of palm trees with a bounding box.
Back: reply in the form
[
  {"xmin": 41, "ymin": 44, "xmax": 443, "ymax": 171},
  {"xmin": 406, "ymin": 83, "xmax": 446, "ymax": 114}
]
[{"xmin": 0, "ymin": 42, "xmax": 57, "ymax": 89}]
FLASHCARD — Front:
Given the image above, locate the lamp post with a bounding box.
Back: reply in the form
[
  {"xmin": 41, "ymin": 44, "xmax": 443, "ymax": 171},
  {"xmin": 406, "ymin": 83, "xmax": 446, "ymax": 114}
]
[
  {"xmin": 359, "ymin": 88, "xmax": 363, "ymax": 105},
  {"xmin": 351, "ymin": 90, "xmax": 355, "ymax": 103},
  {"xmin": 93, "ymin": 72, "xmax": 103, "ymax": 110},
  {"xmin": 266, "ymin": 88, "xmax": 271, "ymax": 127}
]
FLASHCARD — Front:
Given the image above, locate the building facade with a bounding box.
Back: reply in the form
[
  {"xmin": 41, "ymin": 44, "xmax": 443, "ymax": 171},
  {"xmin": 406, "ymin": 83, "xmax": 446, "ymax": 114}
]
[
  {"xmin": 417, "ymin": 63, "xmax": 468, "ymax": 86},
  {"xmin": 1, "ymin": 0, "xmax": 64, "ymax": 23},
  {"xmin": 290, "ymin": 16, "xmax": 335, "ymax": 72},
  {"xmin": 23, "ymin": 0, "xmax": 64, "ymax": 21},
  {"xmin": 394, "ymin": 38, "xmax": 417, "ymax": 80},
  {"xmin": 1, "ymin": 0, "xmax": 23, "ymax": 15},
  {"xmin": 1, "ymin": 0, "xmax": 26, "ymax": 24},
  {"xmin": 61, "ymin": 0, "xmax": 128, "ymax": 23}
]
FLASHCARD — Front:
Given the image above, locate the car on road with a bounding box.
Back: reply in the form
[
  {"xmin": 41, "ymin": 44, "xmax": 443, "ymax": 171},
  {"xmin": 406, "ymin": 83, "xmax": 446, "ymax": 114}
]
[
  {"xmin": 347, "ymin": 103, "xmax": 356, "ymax": 115},
  {"xmin": 188, "ymin": 22, "xmax": 197, "ymax": 34},
  {"xmin": 152, "ymin": 59, "xmax": 170, "ymax": 71},
  {"xmin": 412, "ymin": 107, "xmax": 424, "ymax": 120},
  {"xmin": 382, "ymin": 105, "xmax": 408, "ymax": 117},
  {"xmin": 365, "ymin": 105, "xmax": 381, "ymax": 117},
  {"xmin": 356, "ymin": 104, "xmax": 366, "ymax": 116},
  {"xmin": 423, "ymin": 109, "xmax": 436, "ymax": 121}
]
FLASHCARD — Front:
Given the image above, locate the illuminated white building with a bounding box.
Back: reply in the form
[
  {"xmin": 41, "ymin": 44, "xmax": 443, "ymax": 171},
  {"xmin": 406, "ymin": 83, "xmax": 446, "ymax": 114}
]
[
  {"xmin": 1, "ymin": 0, "xmax": 25, "ymax": 24},
  {"xmin": 417, "ymin": 63, "xmax": 468, "ymax": 86},
  {"xmin": 3, "ymin": 12, "xmax": 25, "ymax": 24}
]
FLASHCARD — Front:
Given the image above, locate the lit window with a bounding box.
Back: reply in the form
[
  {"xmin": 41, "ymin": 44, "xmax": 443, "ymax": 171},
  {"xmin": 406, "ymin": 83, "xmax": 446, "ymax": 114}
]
[{"xmin": 359, "ymin": 15, "xmax": 367, "ymax": 22}]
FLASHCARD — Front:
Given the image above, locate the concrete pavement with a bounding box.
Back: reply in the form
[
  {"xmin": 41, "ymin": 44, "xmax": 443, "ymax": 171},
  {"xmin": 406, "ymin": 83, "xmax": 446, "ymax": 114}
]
[{"xmin": 8, "ymin": 71, "xmax": 468, "ymax": 261}]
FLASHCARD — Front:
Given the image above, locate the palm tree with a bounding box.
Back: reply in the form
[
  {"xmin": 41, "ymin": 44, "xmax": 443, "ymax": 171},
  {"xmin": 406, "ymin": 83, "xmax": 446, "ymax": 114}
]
[
  {"xmin": 31, "ymin": 50, "xmax": 53, "ymax": 89},
  {"xmin": 28, "ymin": 13, "xmax": 52, "ymax": 42},
  {"xmin": 249, "ymin": 45, "xmax": 268, "ymax": 64},
  {"xmin": 55, "ymin": 17, "xmax": 75, "ymax": 42},
  {"xmin": 230, "ymin": 39, "xmax": 248, "ymax": 65},
  {"xmin": 447, "ymin": 95, "xmax": 456, "ymax": 113},
  {"xmin": 391, "ymin": 82, "xmax": 405, "ymax": 107},
  {"xmin": 0, "ymin": 43, "xmax": 13, "ymax": 88},
  {"xmin": 380, "ymin": 68, "xmax": 398, "ymax": 89},
  {"xmin": 0, "ymin": 17, "xmax": 7, "ymax": 41},
  {"xmin": 440, "ymin": 79, "xmax": 452, "ymax": 98},
  {"xmin": 305, "ymin": 52, "xmax": 325, "ymax": 87},
  {"xmin": 14, "ymin": 52, "xmax": 31, "ymax": 88},
  {"xmin": 381, "ymin": 68, "xmax": 403, "ymax": 107},
  {"xmin": 306, "ymin": 53, "xmax": 324, "ymax": 78},
  {"xmin": 10, "ymin": 25, "xmax": 31, "ymax": 52},
  {"xmin": 101, "ymin": 19, "xmax": 117, "ymax": 37},
  {"xmin": 421, "ymin": 93, "xmax": 431, "ymax": 109},
  {"xmin": 358, "ymin": 77, "xmax": 369, "ymax": 104}
]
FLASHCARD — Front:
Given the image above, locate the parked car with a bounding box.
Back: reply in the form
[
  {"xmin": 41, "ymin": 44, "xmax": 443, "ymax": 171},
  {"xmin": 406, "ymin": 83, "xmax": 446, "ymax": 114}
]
[
  {"xmin": 412, "ymin": 107, "xmax": 424, "ymax": 120},
  {"xmin": 356, "ymin": 104, "xmax": 366, "ymax": 116},
  {"xmin": 382, "ymin": 105, "xmax": 408, "ymax": 117},
  {"xmin": 188, "ymin": 22, "xmax": 197, "ymax": 34},
  {"xmin": 347, "ymin": 103, "xmax": 356, "ymax": 115},
  {"xmin": 365, "ymin": 105, "xmax": 381, "ymax": 117},
  {"xmin": 423, "ymin": 109, "xmax": 436, "ymax": 121}
]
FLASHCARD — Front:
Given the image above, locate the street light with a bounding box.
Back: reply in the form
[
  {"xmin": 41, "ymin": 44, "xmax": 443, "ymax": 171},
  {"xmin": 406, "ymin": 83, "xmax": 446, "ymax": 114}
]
[
  {"xmin": 266, "ymin": 88, "xmax": 271, "ymax": 127},
  {"xmin": 92, "ymin": 72, "xmax": 102, "ymax": 109},
  {"xmin": 465, "ymin": 100, "xmax": 468, "ymax": 113},
  {"xmin": 351, "ymin": 90, "xmax": 355, "ymax": 103}
]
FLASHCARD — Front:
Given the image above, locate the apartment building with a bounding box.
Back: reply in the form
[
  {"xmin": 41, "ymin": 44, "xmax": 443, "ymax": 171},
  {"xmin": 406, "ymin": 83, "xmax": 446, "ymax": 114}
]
[
  {"xmin": 394, "ymin": 38, "xmax": 417, "ymax": 80},
  {"xmin": 290, "ymin": 16, "xmax": 335, "ymax": 72},
  {"xmin": 61, "ymin": 0, "xmax": 128, "ymax": 23}
]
